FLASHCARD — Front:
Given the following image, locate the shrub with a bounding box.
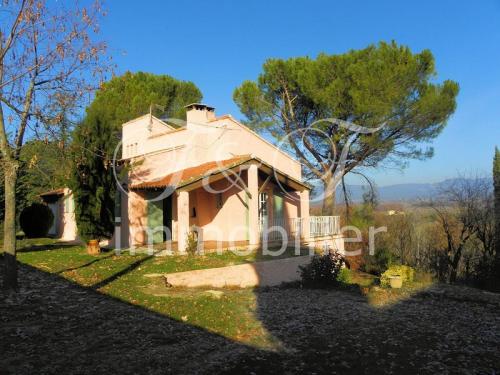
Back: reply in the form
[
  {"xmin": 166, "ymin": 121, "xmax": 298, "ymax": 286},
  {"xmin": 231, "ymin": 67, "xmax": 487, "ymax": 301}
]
[
  {"xmin": 185, "ymin": 231, "xmax": 198, "ymax": 255},
  {"xmin": 336, "ymin": 267, "xmax": 352, "ymax": 285},
  {"xmin": 380, "ymin": 265, "xmax": 415, "ymax": 287},
  {"xmin": 300, "ymin": 250, "xmax": 345, "ymax": 286},
  {"xmin": 362, "ymin": 247, "xmax": 395, "ymax": 275},
  {"xmin": 20, "ymin": 203, "xmax": 54, "ymax": 238}
]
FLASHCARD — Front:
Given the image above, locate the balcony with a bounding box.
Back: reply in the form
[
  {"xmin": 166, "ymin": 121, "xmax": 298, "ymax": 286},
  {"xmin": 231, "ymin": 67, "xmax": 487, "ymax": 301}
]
[{"xmin": 258, "ymin": 216, "xmax": 341, "ymax": 241}]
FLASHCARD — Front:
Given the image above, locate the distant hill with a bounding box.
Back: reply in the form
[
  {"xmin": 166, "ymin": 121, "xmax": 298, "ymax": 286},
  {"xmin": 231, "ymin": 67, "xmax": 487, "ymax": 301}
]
[{"xmin": 332, "ymin": 177, "xmax": 493, "ymax": 203}]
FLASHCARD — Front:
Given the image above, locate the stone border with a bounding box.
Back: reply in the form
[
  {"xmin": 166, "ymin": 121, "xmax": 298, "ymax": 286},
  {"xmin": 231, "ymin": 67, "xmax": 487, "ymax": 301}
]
[{"xmin": 159, "ymin": 255, "xmax": 313, "ymax": 288}]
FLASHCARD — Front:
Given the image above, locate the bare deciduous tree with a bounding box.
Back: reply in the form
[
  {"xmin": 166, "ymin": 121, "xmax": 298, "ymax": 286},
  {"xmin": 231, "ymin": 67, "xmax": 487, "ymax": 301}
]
[
  {"xmin": 427, "ymin": 176, "xmax": 494, "ymax": 282},
  {"xmin": 0, "ymin": 0, "xmax": 109, "ymax": 290}
]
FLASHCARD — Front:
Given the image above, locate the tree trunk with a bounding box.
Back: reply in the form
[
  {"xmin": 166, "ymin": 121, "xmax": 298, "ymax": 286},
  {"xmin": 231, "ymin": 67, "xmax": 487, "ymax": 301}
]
[
  {"xmin": 2, "ymin": 160, "xmax": 19, "ymax": 291},
  {"xmin": 448, "ymin": 246, "xmax": 463, "ymax": 284},
  {"xmin": 321, "ymin": 177, "xmax": 336, "ymax": 216}
]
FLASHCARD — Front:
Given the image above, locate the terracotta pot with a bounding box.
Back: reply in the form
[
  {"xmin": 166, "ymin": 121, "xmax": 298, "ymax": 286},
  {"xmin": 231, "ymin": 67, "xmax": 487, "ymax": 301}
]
[
  {"xmin": 389, "ymin": 275, "xmax": 403, "ymax": 289},
  {"xmin": 87, "ymin": 239, "xmax": 100, "ymax": 255}
]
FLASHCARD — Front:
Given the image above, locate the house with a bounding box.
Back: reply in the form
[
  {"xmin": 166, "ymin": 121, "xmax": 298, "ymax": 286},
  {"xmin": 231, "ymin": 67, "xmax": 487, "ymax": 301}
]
[
  {"xmin": 117, "ymin": 103, "xmax": 343, "ymax": 252},
  {"xmin": 40, "ymin": 187, "xmax": 78, "ymax": 241},
  {"xmin": 42, "ymin": 104, "xmax": 344, "ymax": 253}
]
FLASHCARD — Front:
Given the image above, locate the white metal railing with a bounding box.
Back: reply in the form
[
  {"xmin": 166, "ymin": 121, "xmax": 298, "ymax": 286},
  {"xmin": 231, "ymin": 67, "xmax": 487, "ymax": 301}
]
[
  {"xmin": 258, "ymin": 217, "xmax": 302, "ymax": 241},
  {"xmin": 309, "ymin": 216, "xmax": 340, "ymax": 238},
  {"xmin": 258, "ymin": 216, "xmax": 340, "ymax": 241}
]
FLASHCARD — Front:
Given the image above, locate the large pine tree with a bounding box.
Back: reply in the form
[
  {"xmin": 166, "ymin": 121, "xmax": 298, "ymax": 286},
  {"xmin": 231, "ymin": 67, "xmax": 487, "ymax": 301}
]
[
  {"xmin": 71, "ymin": 72, "xmax": 202, "ymax": 241},
  {"xmin": 233, "ymin": 42, "xmax": 458, "ymax": 214}
]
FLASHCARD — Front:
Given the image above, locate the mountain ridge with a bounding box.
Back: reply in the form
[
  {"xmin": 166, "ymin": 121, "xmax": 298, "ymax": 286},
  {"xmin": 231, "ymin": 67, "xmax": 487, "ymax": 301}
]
[{"xmin": 331, "ymin": 177, "xmax": 493, "ymax": 203}]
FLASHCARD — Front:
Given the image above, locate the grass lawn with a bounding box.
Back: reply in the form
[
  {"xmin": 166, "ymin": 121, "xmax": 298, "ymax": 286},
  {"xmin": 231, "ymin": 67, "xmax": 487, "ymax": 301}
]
[
  {"xmin": 12, "ymin": 238, "xmax": 438, "ymax": 347},
  {"xmin": 14, "ymin": 238, "xmax": 312, "ymax": 347}
]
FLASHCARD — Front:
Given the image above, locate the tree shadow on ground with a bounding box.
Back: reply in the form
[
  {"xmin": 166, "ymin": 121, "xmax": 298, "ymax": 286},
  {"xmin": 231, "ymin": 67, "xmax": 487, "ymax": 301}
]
[
  {"xmin": 16, "ymin": 243, "xmax": 78, "ymax": 253},
  {"xmin": 1, "ymin": 258, "xmax": 499, "ymax": 374},
  {"xmin": 0, "ymin": 260, "xmax": 262, "ymax": 374},
  {"xmin": 55, "ymin": 252, "xmax": 116, "ymax": 275},
  {"xmin": 90, "ymin": 254, "xmax": 154, "ymax": 290}
]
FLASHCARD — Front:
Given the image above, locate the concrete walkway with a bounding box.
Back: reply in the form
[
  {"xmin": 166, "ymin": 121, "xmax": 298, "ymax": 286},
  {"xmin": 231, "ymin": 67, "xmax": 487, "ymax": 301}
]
[{"xmin": 162, "ymin": 256, "xmax": 313, "ymax": 288}]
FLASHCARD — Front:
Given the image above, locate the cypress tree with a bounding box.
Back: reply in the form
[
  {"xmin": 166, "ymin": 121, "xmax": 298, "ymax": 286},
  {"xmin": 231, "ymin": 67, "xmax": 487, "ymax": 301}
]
[
  {"xmin": 71, "ymin": 72, "xmax": 202, "ymax": 241},
  {"xmin": 72, "ymin": 114, "xmax": 116, "ymax": 241},
  {"xmin": 494, "ymin": 147, "xmax": 500, "ymax": 277}
]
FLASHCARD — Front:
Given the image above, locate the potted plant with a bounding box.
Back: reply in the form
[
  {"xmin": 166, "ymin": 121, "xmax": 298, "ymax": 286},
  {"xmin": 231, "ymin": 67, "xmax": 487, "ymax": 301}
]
[
  {"xmin": 87, "ymin": 238, "xmax": 100, "ymax": 255},
  {"xmin": 388, "ymin": 275, "xmax": 403, "ymax": 289}
]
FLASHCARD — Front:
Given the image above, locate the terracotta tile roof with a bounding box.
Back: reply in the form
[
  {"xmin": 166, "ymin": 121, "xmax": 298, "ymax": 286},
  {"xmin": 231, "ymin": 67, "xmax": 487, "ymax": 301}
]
[
  {"xmin": 129, "ymin": 154, "xmax": 311, "ymax": 191},
  {"xmin": 39, "ymin": 188, "xmax": 66, "ymax": 197},
  {"xmin": 129, "ymin": 155, "xmax": 253, "ymax": 190}
]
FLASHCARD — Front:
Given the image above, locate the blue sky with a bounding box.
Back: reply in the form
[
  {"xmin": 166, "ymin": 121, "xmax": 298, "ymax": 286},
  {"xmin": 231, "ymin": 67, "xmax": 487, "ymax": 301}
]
[{"xmin": 100, "ymin": 0, "xmax": 500, "ymax": 186}]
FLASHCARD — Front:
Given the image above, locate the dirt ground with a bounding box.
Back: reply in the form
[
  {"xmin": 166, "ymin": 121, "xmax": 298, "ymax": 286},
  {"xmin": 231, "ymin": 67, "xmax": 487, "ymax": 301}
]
[{"xmin": 1, "ymin": 262, "xmax": 499, "ymax": 374}]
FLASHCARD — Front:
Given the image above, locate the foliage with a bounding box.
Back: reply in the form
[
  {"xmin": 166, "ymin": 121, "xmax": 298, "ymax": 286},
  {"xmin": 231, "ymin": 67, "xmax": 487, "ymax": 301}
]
[
  {"xmin": 349, "ymin": 203, "xmax": 375, "ymax": 230},
  {"xmin": 234, "ymin": 41, "xmax": 459, "ymax": 213},
  {"xmin": 71, "ymin": 72, "xmax": 202, "ymax": 241},
  {"xmin": 300, "ymin": 251, "xmax": 345, "ymax": 286},
  {"xmin": 80, "ymin": 71, "xmax": 202, "ymax": 141},
  {"xmin": 19, "ymin": 203, "xmax": 54, "ymax": 238},
  {"xmin": 343, "ymin": 202, "xmax": 376, "ymax": 259},
  {"xmin": 380, "ymin": 265, "xmax": 415, "ymax": 287},
  {"xmin": 71, "ymin": 114, "xmax": 116, "ymax": 241},
  {"xmin": 1, "ymin": 140, "xmax": 73, "ymax": 221},
  {"xmin": 427, "ymin": 176, "xmax": 494, "ymax": 283},
  {"xmin": 362, "ymin": 185, "xmax": 379, "ymax": 209},
  {"xmin": 373, "ymin": 212, "xmax": 419, "ymax": 266},
  {"xmin": 0, "ymin": 0, "xmax": 109, "ymax": 289},
  {"xmin": 494, "ymin": 147, "xmax": 500, "ymax": 277},
  {"xmin": 368, "ymin": 177, "xmax": 496, "ymax": 289},
  {"xmin": 185, "ymin": 231, "xmax": 199, "ymax": 255},
  {"xmin": 336, "ymin": 267, "xmax": 352, "ymax": 284},
  {"xmin": 362, "ymin": 247, "xmax": 395, "ymax": 276}
]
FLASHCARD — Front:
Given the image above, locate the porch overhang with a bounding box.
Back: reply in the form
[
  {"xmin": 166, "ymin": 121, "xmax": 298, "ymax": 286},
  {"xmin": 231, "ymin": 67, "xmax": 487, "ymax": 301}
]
[{"xmin": 129, "ymin": 155, "xmax": 311, "ymax": 193}]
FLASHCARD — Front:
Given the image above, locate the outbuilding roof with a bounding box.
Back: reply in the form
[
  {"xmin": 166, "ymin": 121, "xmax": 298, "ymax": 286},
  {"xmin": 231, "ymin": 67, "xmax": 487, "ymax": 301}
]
[{"xmin": 39, "ymin": 188, "xmax": 66, "ymax": 197}]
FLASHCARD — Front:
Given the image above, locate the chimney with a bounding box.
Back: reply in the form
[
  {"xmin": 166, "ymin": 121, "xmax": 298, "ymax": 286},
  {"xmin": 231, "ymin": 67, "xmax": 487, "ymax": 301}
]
[{"xmin": 185, "ymin": 103, "xmax": 216, "ymax": 124}]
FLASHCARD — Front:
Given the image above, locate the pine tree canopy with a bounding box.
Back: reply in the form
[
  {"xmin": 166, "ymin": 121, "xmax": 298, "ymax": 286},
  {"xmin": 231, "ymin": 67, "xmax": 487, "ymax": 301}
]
[{"xmin": 233, "ymin": 41, "xmax": 459, "ymax": 212}]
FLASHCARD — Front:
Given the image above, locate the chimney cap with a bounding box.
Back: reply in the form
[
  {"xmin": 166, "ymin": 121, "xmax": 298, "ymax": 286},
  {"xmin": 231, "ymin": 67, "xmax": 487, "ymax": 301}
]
[{"xmin": 185, "ymin": 103, "xmax": 215, "ymax": 112}]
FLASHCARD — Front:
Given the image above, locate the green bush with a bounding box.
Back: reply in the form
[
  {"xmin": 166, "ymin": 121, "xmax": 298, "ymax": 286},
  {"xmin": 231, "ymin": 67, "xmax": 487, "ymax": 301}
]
[
  {"xmin": 336, "ymin": 267, "xmax": 352, "ymax": 285},
  {"xmin": 362, "ymin": 247, "xmax": 395, "ymax": 275},
  {"xmin": 380, "ymin": 265, "xmax": 415, "ymax": 287},
  {"xmin": 185, "ymin": 231, "xmax": 198, "ymax": 255},
  {"xmin": 19, "ymin": 203, "xmax": 54, "ymax": 238},
  {"xmin": 300, "ymin": 251, "xmax": 345, "ymax": 286}
]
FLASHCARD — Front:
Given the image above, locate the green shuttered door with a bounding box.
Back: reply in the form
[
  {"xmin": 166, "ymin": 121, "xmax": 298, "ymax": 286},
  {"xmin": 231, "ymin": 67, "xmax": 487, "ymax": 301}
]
[
  {"xmin": 273, "ymin": 193, "xmax": 283, "ymax": 220},
  {"xmin": 147, "ymin": 199, "xmax": 164, "ymax": 244}
]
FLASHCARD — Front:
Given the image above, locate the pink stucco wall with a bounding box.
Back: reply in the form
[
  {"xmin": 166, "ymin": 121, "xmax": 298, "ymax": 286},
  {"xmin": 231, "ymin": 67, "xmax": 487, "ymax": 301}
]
[
  {"xmin": 127, "ymin": 190, "xmax": 148, "ymax": 246},
  {"xmin": 122, "ymin": 112, "xmax": 302, "ymax": 186},
  {"xmin": 188, "ymin": 176, "xmax": 249, "ymax": 242}
]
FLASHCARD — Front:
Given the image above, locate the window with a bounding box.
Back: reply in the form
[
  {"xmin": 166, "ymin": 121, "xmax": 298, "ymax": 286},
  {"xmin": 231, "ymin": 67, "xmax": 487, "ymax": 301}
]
[
  {"xmin": 216, "ymin": 193, "xmax": 223, "ymax": 209},
  {"xmin": 191, "ymin": 207, "xmax": 197, "ymax": 218},
  {"xmin": 259, "ymin": 192, "xmax": 268, "ymax": 221}
]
